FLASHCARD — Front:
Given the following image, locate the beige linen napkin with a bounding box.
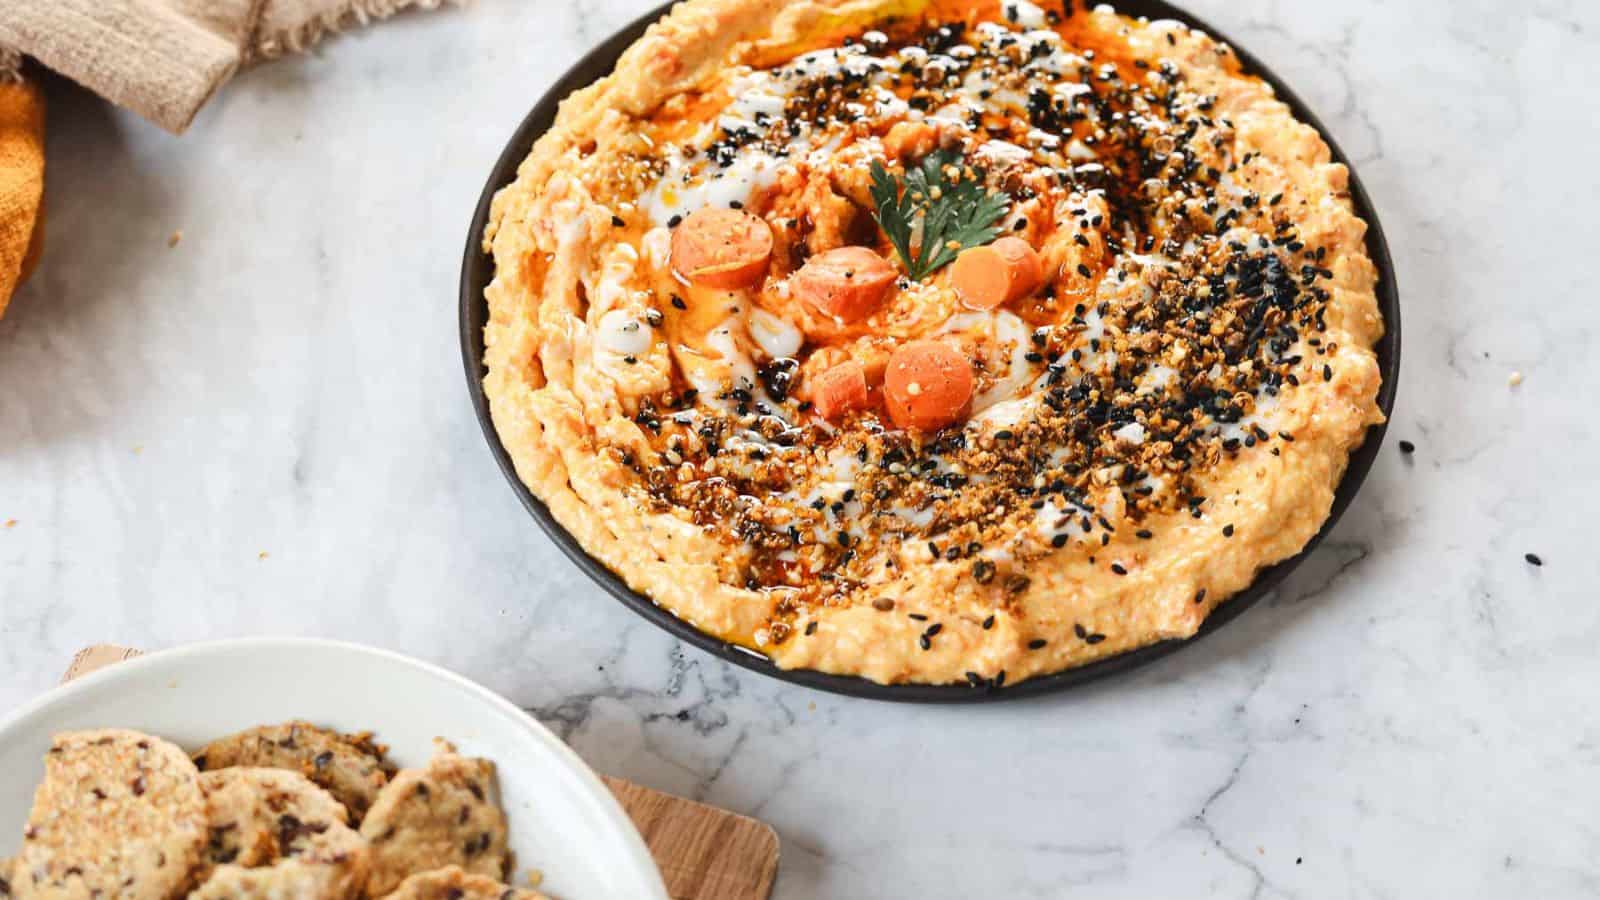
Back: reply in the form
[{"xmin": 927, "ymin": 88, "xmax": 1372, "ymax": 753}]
[{"xmin": 0, "ymin": 0, "xmax": 454, "ymax": 134}]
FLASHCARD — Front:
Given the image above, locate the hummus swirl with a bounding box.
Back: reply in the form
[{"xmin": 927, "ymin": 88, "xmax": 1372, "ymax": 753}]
[{"xmin": 482, "ymin": 0, "xmax": 1385, "ymax": 686}]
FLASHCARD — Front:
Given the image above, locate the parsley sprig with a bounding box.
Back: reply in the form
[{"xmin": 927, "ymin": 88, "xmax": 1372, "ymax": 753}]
[{"xmin": 868, "ymin": 148, "xmax": 1010, "ymax": 281}]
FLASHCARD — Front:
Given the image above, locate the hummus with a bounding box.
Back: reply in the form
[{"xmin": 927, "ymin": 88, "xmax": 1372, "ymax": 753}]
[{"xmin": 481, "ymin": 0, "xmax": 1385, "ymax": 686}]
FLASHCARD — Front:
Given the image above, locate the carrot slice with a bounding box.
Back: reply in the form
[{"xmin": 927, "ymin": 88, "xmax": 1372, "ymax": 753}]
[
  {"xmin": 884, "ymin": 341, "xmax": 974, "ymax": 432},
  {"xmin": 670, "ymin": 208, "xmax": 773, "ymax": 290},
  {"xmin": 809, "ymin": 360, "xmax": 871, "ymax": 422},
  {"xmin": 793, "ymin": 246, "xmax": 898, "ymax": 322},
  {"xmin": 950, "ymin": 236, "xmax": 1044, "ymax": 309}
]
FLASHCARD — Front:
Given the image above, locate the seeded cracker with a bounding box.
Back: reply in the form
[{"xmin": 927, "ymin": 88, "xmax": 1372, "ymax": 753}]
[
  {"xmin": 189, "ymin": 859, "xmax": 357, "ymax": 899},
  {"xmin": 384, "ymin": 865, "xmax": 549, "ymax": 900},
  {"xmin": 14, "ymin": 729, "xmax": 206, "ymax": 899},
  {"xmin": 190, "ymin": 767, "xmax": 367, "ymax": 897},
  {"xmin": 359, "ymin": 743, "xmax": 510, "ymax": 896},
  {"xmin": 193, "ymin": 720, "xmax": 390, "ymax": 822}
]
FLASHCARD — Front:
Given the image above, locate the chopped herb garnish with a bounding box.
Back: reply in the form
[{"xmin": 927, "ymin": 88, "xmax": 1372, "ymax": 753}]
[{"xmin": 868, "ymin": 148, "xmax": 1009, "ymax": 281}]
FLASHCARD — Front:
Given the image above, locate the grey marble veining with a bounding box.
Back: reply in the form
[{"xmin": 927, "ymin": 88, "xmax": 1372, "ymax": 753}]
[{"xmin": 2, "ymin": 1, "xmax": 1596, "ymax": 896}]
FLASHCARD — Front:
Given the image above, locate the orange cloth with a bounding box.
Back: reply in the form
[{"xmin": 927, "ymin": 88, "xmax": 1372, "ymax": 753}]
[{"xmin": 0, "ymin": 77, "xmax": 44, "ymax": 320}]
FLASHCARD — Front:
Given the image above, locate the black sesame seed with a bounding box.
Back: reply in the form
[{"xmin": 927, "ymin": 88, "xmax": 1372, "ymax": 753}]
[
  {"xmin": 1398, "ymin": 440, "xmax": 1415, "ymax": 454},
  {"xmin": 972, "ymin": 559, "xmax": 996, "ymax": 583},
  {"xmin": 982, "ymin": 615, "xmax": 995, "ymax": 630},
  {"xmin": 1222, "ymin": 524, "xmax": 1235, "ymax": 537},
  {"xmin": 1027, "ymin": 638, "xmax": 1047, "ymax": 650},
  {"xmin": 919, "ymin": 634, "xmax": 931, "ymax": 651},
  {"xmin": 1110, "ymin": 562, "xmax": 1127, "ymax": 575},
  {"xmin": 1525, "ymin": 553, "xmax": 1543, "ymax": 567}
]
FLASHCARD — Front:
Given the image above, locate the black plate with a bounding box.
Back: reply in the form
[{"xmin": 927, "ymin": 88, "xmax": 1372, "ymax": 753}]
[{"xmin": 460, "ymin": 0, "xmax": 1402, "ymax": 703}]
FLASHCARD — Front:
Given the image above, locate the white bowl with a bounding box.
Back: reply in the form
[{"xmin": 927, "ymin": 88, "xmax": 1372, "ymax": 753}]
[{"xmin": 0, "ymin": 638, "xmax": 668, "ymax": 900}]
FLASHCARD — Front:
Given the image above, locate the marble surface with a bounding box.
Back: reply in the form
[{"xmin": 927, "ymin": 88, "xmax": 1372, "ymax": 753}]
[{"xmin": 2, "ymin": 1, "xmax": 1595, "ymax": 896}]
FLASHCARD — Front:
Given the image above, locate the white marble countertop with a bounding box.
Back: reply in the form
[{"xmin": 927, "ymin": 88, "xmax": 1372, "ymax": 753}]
[{"xmin": 2, "ymin": 1, "xmax": 1595, "ymax": 896}]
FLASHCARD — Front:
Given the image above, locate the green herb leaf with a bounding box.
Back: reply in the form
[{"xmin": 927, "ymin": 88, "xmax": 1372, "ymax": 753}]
[{"xmin": 868, "ymin": 148, "xmax": 1010, "ymax": 281}]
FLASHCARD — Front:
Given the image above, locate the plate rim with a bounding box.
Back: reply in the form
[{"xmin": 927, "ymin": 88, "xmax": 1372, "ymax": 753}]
[
  {"xmin": 458, "ymin": 0, "xmax": 1403, "ymax": 703},
  {"xmin": 0, "ymin": 637, "xmax": 670, "ymax": 899}
]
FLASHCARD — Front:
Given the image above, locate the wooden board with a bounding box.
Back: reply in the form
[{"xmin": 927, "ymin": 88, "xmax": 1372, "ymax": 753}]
[{"xmin": 62, "ymin": 645, "xmax": 779, "ymax": 900}]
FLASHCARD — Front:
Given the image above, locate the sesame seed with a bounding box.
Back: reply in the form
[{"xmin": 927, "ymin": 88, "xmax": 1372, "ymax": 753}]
[
  {"xmin": 1027, "ymin": 638, "xmax": 1047, "ymax": 650},
  {"xmin": 1524, "ymin": 553, "xmax": 1543, "ymax": 567},
  {"xmin": 1110, "ymin": 562, "xmax": 1127, "ymax": 575},
  {"xmin": 1398, "ymin": 440, "xmax": 1415, "ymax": 455},
  {"xmin": 981, "ymin": 614, "xmax": 995, "ymax": 630},
  {"xmin": 973, "ymin": 559, "xmax": 996, "ymax": 583},
  {"xmin": 1222, "ymin": 524, "xmax": 1235, "ymax": 537}
]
